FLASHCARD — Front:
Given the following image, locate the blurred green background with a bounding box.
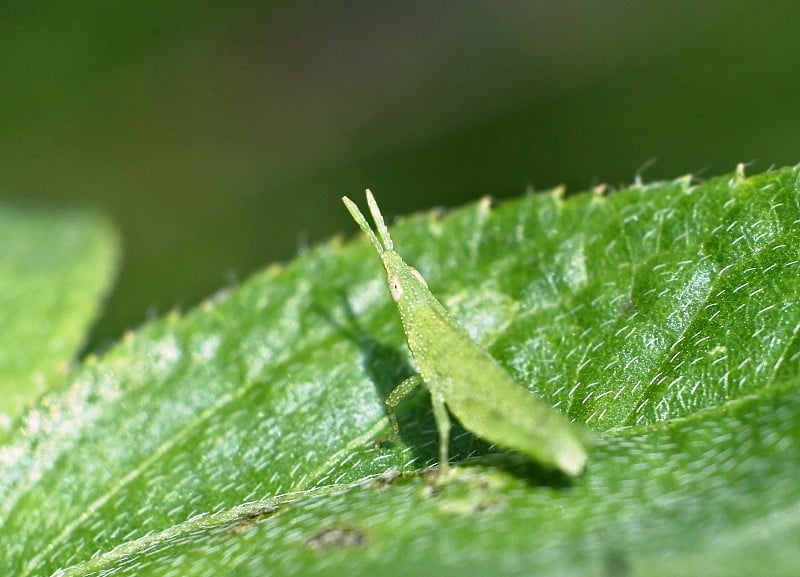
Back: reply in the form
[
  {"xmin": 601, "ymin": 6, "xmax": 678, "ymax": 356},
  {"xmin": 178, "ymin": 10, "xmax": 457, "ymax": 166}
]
[{"xmin": 2, "ymin": 1, "xmax": 798, "ymax": 348}]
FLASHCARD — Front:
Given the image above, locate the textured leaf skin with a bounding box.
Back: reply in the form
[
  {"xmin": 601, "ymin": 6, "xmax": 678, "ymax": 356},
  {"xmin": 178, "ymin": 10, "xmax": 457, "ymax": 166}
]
[
  {"xmin": 2, "ymin": 166, "xmax": 799, "ymax": 576},
  {"xmin": 0, "ymin": 202, "xmax": 118, "ymax": 430}
]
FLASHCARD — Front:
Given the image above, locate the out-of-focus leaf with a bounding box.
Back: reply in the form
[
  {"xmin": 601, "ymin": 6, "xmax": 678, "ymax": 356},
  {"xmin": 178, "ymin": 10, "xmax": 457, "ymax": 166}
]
[{"xmin": 0, "ymin": 202, "xmax": 118, "ymax": 430}]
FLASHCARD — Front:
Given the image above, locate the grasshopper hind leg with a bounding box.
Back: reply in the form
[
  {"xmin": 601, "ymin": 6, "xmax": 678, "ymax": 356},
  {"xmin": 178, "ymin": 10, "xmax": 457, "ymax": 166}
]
[{"xmin": 430, "ymin": 392, "xmax": 451, "ymax": 477}]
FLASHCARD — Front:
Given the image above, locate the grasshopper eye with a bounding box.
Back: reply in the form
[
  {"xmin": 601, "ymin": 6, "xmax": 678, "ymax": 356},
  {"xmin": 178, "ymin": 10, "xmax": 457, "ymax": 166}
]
[
  {"xmin": 388, "ymin": 274, "xmax": 403, "ymax": 301},
  {"xmin": 409, "ymin": 267, "xmax": 428, "ymax": 288}
]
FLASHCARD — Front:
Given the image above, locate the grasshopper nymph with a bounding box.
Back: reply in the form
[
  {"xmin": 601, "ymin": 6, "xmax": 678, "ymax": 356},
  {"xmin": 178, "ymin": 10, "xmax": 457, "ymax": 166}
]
[{"xmin": 343, "ymin": 190, "xmax": 588, "ymax": 478}]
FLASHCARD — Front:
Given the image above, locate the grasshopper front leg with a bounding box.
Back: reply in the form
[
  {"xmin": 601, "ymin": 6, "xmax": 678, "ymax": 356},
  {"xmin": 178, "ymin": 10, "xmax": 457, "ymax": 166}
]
[{"xmin": 376, "ymin": 374, "xmax": 424, "ymax": 446}]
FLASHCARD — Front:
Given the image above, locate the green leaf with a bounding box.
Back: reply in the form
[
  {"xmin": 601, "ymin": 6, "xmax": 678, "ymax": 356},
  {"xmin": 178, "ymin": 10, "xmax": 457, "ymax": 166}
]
[
  {"xmin": 0, "ymin": 201, "xmax": 118, "ymax": 430},
  {"xmin": 2, "ymin": 166, "xmax": 799, "ymax": 576}
]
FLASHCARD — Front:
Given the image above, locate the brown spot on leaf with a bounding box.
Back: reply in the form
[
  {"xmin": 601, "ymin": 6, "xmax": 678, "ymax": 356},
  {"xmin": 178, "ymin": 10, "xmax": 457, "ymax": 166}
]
[
  {"xmin": 305, "ymin": 525, "xmax": 367, "ymax": 550},
  {"xmin": 229, "ymin": 506, "xmax": 278, "ymax": 534}
]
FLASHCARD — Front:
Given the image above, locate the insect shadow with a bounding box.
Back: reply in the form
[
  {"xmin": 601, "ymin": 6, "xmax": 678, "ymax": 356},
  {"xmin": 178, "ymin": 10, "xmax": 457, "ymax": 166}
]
[
  {"xmin": 462, "ymin": 451, "xmax": 578, "ymax": 489},
  {"xmin": 317, "ymin": 295, "xmax": 485, "ymax": 469}
]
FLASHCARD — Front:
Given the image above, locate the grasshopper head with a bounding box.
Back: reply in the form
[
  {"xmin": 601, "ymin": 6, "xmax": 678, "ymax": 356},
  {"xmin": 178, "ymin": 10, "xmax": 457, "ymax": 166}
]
[{"xmin": 342, "ymin": 190, "xmax": 430, "ymax": 307}]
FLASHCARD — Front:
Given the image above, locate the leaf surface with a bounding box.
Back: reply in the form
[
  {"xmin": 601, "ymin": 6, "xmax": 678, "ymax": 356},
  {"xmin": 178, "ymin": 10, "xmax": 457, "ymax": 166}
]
[{"xmin": 2, "ymin": 167, "xmax": 799, "ymax": 576}]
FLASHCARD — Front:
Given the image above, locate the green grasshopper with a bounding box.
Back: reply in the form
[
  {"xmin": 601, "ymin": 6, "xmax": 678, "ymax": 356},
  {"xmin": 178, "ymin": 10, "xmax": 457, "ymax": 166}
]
[{"xmin": 343, "ymin": 190, "xmax": 588, "ymax": 477}]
